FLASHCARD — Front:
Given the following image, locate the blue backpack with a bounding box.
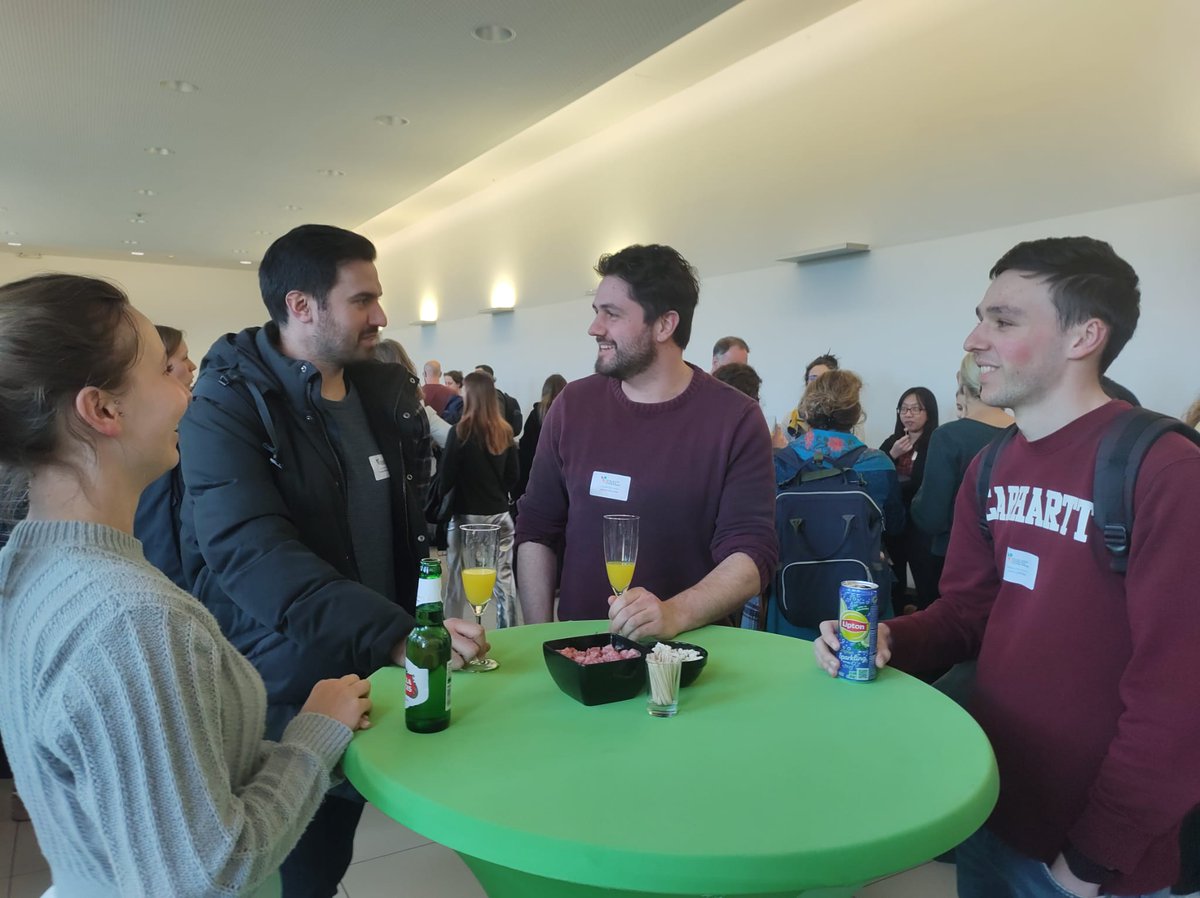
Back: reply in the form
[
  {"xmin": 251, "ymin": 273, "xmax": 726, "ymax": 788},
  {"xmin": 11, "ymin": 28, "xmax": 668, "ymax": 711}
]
[{"xmin": 763, "ymin": 445, "xmax": 890, "ymax": 637}]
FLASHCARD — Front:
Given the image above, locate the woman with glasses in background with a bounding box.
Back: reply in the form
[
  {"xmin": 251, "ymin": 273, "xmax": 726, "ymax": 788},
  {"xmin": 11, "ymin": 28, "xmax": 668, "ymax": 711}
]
[{"xmin": 880, "ymin": 386, "xmax": 940, "ymax": 614}]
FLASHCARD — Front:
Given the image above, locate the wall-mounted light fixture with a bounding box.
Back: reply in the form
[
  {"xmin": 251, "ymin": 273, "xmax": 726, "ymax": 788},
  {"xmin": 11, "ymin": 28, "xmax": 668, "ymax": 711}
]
[
  {"xmin": 778, "ymin": 242, "xmax": 870, "ymax": 264},
  {"xmin": 482, "ymin": 281, "xmax": 516, "ymax": 314},
  {"xmin": 411, "ymin": 295, "xmax": 439, "ymax": 325}
]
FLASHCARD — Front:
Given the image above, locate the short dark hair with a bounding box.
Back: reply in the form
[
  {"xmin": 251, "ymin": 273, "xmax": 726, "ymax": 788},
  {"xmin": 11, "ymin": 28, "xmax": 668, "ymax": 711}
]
[
  {"xmin": 595, "ymin": 244, "xmax": 699, "ymax": 349},
  {"xmin": 805, "ymin": 352, "xmax": 839, "ymax": 380},
  {"xmin": 445, "ymin": 369, "xmax": 463, "ymax": 387},
  {"xmin": 475, "ymin": 364, "xmax": 495, "ymax": 378},
  {"xmin": 989, "ymin": 236, "xmax": 1140, "ymax": 372},
  {"xmin": 712, "ymin": 336, "xmax": 749, "ymax": 358},
  {"xmin": 712, "ymin": 362, "xmax": 761, "ymax": 402},
  {"xmin": 258, "ymin": 224, "xmax": 377, "ymax": 326}
]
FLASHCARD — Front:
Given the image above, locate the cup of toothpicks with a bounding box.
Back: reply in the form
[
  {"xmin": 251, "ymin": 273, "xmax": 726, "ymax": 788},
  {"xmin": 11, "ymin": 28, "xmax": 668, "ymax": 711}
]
[{"xmin": 645, "ymin": 643, "xmax": 687, "ymax": 717}]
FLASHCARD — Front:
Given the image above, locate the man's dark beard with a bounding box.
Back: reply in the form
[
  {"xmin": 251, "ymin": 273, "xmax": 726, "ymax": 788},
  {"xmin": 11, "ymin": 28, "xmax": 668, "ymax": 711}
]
[{"xmin": 594, "ymin": 331, "xmax": 655, "ymax": 380}]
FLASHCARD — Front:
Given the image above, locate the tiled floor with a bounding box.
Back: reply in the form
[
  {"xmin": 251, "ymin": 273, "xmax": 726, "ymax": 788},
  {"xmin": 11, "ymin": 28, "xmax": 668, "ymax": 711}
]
[{"xmin": 3, "ymin": 775, "xmax": 955, "ymax": 897}]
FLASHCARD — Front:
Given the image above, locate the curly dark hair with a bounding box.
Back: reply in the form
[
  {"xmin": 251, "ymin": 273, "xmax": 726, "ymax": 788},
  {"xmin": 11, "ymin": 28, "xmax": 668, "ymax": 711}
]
[{"xmin": 595, "ymin": 244, "xmax": 699, "ymax": 349}]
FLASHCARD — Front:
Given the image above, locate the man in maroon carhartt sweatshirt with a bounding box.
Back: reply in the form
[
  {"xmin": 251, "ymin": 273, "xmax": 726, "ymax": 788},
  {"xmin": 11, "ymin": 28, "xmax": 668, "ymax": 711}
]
[
  {"xmin": 515, "ymin": 244, "xmax": 777, "ymax": 642},
  {"xmin": 815, "ymin": 237, "xmax": 1200, "ymax": 897}
]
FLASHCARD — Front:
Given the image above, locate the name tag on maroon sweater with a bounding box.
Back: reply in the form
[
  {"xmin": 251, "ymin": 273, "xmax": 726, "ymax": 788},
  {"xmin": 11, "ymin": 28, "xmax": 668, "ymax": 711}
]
[{"xmin": 590, "ymin": 471, "xmax": 631, "ymax": 502}]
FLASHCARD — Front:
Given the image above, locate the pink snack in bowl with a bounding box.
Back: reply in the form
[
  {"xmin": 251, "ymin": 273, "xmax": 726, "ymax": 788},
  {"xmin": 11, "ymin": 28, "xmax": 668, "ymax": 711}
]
[{"xmin": 557, "ymin": 645, "xmax": 641, "ymax": 665}]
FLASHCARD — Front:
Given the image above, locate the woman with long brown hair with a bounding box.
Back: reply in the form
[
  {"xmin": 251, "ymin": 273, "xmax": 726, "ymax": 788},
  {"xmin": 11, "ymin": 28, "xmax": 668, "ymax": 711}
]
[{"xmin": 440, "ymin": 371, "xmax": 520, "ymax": 626}]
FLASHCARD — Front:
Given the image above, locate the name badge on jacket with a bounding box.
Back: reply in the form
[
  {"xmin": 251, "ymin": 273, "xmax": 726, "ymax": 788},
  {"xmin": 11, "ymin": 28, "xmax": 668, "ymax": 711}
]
[{"xmin": 369, "ymin": 454, "xmax": 391, "ymax": 481}]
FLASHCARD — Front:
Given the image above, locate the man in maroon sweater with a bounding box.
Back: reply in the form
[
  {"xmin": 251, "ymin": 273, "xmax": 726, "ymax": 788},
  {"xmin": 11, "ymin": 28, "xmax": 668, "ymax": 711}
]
[
  {"xmin": 815, "ymin": 237, "xmax": 1200, "ymax": 897},
  {"xmin": 515, "ymin": 244, "xmax": 777, "ymax": 641}
]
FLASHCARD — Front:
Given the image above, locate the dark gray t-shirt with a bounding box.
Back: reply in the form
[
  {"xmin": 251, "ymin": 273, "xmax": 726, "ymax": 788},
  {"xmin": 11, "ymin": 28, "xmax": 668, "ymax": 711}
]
[{"xmin": 320, "ymin": 383, "xmax": 396, "ymax": 602}]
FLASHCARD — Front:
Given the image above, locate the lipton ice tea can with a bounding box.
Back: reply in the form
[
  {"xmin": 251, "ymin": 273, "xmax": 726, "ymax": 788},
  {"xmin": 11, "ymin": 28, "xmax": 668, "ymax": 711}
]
[{"xmin": 837, "ymin": 580, "xmax": 879, "ymax": 682}]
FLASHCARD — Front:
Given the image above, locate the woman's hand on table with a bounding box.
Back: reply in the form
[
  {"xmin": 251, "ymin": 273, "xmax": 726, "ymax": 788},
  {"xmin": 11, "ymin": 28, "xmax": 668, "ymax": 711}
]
[
  {"xmin": 813, "ymin": 620, "xmax": 892, "ymax": 677},
  {"xmin": 446, "ymin": 617, "xmax": 490, "ymax": 670},
  {"xmin": 303, "ymin": 674, "xmax": 373, "ymax": 731},
  {"xmin": 608, "ymin": 588, "xmax": 682, "ymax": 642}
]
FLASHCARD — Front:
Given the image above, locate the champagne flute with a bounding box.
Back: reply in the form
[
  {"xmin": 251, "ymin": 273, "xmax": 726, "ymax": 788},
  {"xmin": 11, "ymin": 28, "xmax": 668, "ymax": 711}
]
[
  {"xmin": 603, "ymin": 515, "xmax": 639, "ymax": 599},
  {"xmin": 459, "ymin": 523, "xmax": 500, "ymax": 672}
]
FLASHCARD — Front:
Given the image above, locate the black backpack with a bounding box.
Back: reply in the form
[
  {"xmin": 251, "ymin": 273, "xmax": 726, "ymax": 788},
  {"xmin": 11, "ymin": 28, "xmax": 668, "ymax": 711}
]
[
  {"xmin": 975, "ymin": 408, "xmax": 1200, "ymax": 571},
  {"xmin": 763, "ymin": 445, "xmax": 890, "ymax": 636}
]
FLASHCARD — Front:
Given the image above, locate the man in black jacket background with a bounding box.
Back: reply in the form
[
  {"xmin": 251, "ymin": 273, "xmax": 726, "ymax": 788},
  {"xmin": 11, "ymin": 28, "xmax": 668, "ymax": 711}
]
[{"xmin": 178, "ymin": 224, "xmax": 487, "ymax": 898}]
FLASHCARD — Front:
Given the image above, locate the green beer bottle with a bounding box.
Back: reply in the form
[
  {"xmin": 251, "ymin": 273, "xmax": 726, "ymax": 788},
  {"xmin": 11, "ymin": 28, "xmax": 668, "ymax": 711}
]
[{"xmin": 405, "ymin": 558, "xmax": 451, "ymax": 733}]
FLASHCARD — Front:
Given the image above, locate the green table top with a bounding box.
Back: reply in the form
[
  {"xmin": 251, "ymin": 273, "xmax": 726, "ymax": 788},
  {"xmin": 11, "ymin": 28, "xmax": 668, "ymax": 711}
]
[{"xmin": 344, "ymin": 621, "xmax": 997, "ymax": 894}]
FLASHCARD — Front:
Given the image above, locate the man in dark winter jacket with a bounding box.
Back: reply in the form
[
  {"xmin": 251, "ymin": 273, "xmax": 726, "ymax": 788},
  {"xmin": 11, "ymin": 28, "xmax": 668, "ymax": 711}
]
[{"xmin": 178, "ymin": 224, "xmax": 488, "ymax": 898}]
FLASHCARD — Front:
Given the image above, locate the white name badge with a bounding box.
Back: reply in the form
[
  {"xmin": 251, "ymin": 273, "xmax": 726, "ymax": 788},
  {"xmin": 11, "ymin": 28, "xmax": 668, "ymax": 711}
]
[
  {"xmin": 589, "ymin": 470, "xmax": 631, "ymax": 502},
  {"xmin": 369, "ymin": 454, "xmax": 391, "ymax": 481},
  {"xmin": 1002, "ymin": 547, "xmax": 1039, "ymax": 591}
]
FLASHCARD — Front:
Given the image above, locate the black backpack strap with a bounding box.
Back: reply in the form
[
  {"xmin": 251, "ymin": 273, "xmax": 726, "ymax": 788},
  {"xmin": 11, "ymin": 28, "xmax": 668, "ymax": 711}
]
[
  {"xmin": 1094, "ymin": 408, "xmax": 1200, "ymax": 573},
  {"xmin": 975, "ymin": 424, "xmax": 1019, "ymax": 542},
  {"xmin": 217, "ymin": 372, "xmax": 284, "ymax": 471}
]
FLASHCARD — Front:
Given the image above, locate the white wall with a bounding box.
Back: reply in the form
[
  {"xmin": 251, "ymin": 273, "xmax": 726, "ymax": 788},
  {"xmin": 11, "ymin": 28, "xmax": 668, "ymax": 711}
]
[
  {"xmin": 383, "ymin": 191, "xmax": 1200, "ymax": 447},
  {"xmin": 0, "ymin": 253, "xmax": 261, "ymax": 359},
  {"xmin": 6, "ymin": 190, "xmax": 1194, "ymax": 447}
]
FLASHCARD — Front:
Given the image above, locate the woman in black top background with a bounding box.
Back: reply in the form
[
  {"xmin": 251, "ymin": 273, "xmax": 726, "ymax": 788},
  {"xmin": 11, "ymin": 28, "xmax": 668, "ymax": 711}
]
[
  {"xmin": 514, "ymin": 373, "xmax": 566, "ymax": 508},
  {"xmin": 879, "ymin": 385, "xmax": 939, "ymax": 613},
  {"xmin": 441, "ymin": 372, "xmax": 520, "ymax": 626}
]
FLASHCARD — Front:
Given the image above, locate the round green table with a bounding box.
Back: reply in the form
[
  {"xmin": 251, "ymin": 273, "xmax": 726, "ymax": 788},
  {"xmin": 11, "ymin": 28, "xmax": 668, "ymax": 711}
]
[{"xmin": 344, "ymin": 621, "xmax": 997, "ymax": 898}]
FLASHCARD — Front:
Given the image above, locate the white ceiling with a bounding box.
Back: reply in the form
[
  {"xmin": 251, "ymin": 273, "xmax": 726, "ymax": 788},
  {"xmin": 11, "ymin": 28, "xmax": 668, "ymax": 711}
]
[
  {"xmin": 3, "ymin": 0, "xmax": 1199, "ymax": 326},
  {"xmin": 0, "ymin": 0, "xmax": 743, "ymax": 267}
]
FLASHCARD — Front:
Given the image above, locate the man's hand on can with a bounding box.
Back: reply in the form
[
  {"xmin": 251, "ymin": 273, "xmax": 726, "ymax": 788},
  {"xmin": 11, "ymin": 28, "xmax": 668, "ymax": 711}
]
[{"xmin": 814, "ymin": 620, "xmax": 893, "ymax": 677}]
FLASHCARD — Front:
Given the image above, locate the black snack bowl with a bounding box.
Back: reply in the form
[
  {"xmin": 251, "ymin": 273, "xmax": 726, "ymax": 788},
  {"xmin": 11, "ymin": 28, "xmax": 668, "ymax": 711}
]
[
  {"xmin": 542, "ymin": 634, "xmax": 647, "ymax": 706},
  {"xmin": 656, "ymin": 640, "xmax": 709, "ymax": 688}
]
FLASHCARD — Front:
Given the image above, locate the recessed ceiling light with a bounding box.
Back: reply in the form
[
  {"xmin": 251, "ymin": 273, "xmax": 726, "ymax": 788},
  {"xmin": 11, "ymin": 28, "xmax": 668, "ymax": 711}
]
[
  {"xmin": 239, "ymin": 260, "xmax": 254, "ymax": 265},
  {"xmin": 252, "ymin": 229, "xmax": 270, "ymax": 236},
  {"xmin": 233, "ymin": 249, "xmax": 249, "ymax": 255},
  {"xmin": 7, "ymin": 242, "xmax": 22, "ymax": 247},
  {"xmin": 374, "ymin": 115, "xmax": 409, "ymax": 127},
  {"xmin": 137, "ymin": 188, "xmax": 156, "ymax": 197},
  {"xmin": 130, "ymin": 251, "xmax": 145, "ymax": 256},
  {"xmin": 159, "ymin": 79, "xmax": 199, "ymax": 93},
  {"xmin": 129, "ymin": 214, "xmax": 147, "ymax": 224},
  {"xmin": 144, "ymin": 146, "xmax": 174, "ymax": 156},
  {"xmin": 122, "ymin": 239, "xmax": 139, "ymax": 245},
  {"xmin": 316, "ymin": 169, "xmax": 345, "ymax": 177},
  {"xmin": 283, "ymin": 204, "xmax": 302, "ymax": 211},
  {"xmin": 472, "ymin": 24, "xmax": 515, "ymax": 42}
]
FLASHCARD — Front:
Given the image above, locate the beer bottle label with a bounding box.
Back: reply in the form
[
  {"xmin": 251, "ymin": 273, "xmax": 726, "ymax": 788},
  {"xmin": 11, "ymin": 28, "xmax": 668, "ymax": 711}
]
[
  {"xmin": 415, "ymin": 577, "xmax": 442, "ymax": 607},
  {"xmin": 404, "ymin": 661, "xmax": 428, "ymax": 708}
]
